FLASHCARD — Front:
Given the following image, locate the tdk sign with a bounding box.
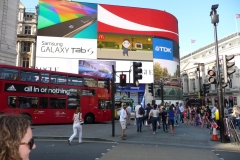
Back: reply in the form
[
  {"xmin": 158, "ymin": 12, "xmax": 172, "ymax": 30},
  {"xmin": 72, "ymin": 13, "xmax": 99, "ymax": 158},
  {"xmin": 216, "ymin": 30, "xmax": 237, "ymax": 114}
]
[
  {"xmin": 155, "ymin": 46, "xmax": 171, "ymax": 53},
  {"xmin": 153, "ymin": 38, "xmax": 173, "ymax": 60}
]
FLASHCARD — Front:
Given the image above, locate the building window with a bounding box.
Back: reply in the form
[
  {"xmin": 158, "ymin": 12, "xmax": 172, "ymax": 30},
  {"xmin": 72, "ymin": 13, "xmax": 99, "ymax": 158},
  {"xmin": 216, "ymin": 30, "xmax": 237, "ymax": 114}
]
[
  {"xmin": 22, "ymin": 58, "xmax": 29, "ymax": 68},
  {"xmin": 24, "ymin": 26, "xmax": 31, "ymax": 35},
  {"xmin": 23, "ymin": 42, "xmax": 31, "ymax": 52},
  {"xmin": 25, "ymin": 14, "xmax": 33, "ymax": 21}
]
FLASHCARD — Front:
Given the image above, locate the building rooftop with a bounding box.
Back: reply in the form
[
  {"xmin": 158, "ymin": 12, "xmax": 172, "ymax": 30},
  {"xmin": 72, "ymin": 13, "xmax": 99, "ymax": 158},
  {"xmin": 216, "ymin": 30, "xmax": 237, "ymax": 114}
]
[{"xmin": 180, "ymin": 32, "xmax": 240, "ymax": 60}]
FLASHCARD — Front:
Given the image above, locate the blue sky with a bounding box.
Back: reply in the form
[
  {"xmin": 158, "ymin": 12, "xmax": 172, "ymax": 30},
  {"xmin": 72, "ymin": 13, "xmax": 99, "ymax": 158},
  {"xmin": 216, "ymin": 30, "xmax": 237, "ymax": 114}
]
[{"xmin": 21, "ymin": 0, "xmax": 240, "ymax": 57}]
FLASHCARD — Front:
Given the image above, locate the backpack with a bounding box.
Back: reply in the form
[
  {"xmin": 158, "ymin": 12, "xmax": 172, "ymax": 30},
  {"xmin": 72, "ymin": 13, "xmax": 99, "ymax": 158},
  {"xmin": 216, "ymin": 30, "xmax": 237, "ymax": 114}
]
[{"xmin": 138, "ymin": 106, "xmax": 145, "ymax": 115}]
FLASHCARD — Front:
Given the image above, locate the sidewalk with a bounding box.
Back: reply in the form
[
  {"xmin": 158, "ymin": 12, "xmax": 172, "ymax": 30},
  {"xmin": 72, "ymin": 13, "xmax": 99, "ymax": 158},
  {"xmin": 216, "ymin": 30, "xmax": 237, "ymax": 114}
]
[{"xmin": 32, "ymin": 120, "xmax": 240, "ymax": 151}]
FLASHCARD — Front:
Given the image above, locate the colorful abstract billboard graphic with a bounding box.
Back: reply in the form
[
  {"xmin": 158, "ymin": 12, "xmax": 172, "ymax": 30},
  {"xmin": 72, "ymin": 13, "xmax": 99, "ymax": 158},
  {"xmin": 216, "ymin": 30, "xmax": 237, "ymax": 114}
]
[{"xmin": 38, "ymin": 0, "xmax": 97, "ymax": 39}]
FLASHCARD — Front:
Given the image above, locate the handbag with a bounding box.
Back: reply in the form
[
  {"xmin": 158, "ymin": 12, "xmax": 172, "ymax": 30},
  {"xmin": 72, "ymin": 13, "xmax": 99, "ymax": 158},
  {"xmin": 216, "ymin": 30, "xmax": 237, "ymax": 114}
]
[
  {"xmin": 79, "ymin": 112, "xmax": 84, "ymax": 125},
  {"xmin": 149, "ymin": 111, "xmax": 153, "ymax": 117}
]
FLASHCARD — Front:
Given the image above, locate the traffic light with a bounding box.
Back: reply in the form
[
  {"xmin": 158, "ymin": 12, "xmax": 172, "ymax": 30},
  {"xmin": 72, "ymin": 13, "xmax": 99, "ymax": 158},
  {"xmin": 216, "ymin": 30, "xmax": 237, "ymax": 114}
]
[
  {"xmin": 148, "ymin": 83, "xmax": 154, "ymax": 96},
  {"xmin": 203, "ymin": 84, "xmax": 210, "ymax": 95},
  {"xmin": 104, "ymin": 78, "xmax": 110, "ymax": 93},
  {"xmin": 208, "ymin": 69, "xmax": 217, "ymax": 84},
  {"xmin": 223, "ymin": 54, "xmax": 235, "ymax": 83},
  {"xmin": 133, "ymin": 62, "xmax": 142, "ymax": 86},
  {"xmin": 120, "ymin": 74, "xmax": 126, "ymax": 86}
]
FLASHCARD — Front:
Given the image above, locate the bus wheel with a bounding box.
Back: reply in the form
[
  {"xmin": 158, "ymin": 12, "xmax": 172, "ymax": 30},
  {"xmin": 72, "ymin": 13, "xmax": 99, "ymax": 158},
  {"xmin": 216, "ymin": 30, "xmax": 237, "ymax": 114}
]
[
  {"xmin": 21, "ymin": 113, "xmax": 32, "ymax": 124},
  {"xmin": 84, "ymin": 114, "xmax": 95, "ymax": 124}
]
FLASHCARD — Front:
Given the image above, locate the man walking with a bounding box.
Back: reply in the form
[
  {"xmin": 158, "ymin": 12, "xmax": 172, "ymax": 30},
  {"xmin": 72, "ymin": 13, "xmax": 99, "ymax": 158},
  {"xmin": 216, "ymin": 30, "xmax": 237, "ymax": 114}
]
[
  {"xmin": 175, "ymin": 102, "xmax": 180, "ymax": 126},
  {"xmin": 135, "ymin": 101, "xmax": 143, "ymax": 132},
  {"xmin": 179, "ymin": 103, "xmax": 184, "ymax": 123},
  {"xmin": 120, "ymin": 103, "xmax": 127, "ymax": 140}
]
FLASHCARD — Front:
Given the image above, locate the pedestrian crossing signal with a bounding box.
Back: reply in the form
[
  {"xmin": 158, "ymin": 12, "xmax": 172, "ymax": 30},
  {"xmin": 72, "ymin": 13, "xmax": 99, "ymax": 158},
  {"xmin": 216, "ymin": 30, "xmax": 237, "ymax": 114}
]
[{"xmin": 120, "ymin": 74, "xmax": 126, "ymax": 86}]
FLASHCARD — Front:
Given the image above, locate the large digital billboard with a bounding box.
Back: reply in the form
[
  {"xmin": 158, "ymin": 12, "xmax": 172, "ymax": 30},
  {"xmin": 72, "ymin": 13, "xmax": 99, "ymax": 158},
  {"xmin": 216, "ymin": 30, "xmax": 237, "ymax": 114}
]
[
  {"xmin": 115, "ymin": 61, "xmax": 153, "ymax": 84},
  {"xmin": 153, "ymin": 38, "xmax": 180, "ymax": 87},
  {"xmin": 97, "ymin": 33, "xmax": 153, "ymax": 61},
  {"xmin": 36, "ymin": 0, "xmax": 179, "ymax": 84},
  {"xmin": 38, "ymin": 0, "xmax": 97, "ymax": 39}
]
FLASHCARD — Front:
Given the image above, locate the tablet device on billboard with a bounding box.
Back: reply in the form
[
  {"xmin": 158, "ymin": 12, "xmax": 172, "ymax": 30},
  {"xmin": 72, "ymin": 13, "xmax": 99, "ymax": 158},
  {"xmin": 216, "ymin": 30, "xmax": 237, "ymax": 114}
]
[{"xmin": 38, "ymin": 13, "xmax": 97, "ymax": 37}]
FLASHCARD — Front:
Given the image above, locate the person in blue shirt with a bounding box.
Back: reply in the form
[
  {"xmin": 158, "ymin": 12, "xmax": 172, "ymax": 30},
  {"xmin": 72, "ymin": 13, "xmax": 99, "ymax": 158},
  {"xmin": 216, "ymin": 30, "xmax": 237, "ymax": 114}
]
[{"xmin": 167, "ymin": 105, "xmax": 176, "ymax": 136}]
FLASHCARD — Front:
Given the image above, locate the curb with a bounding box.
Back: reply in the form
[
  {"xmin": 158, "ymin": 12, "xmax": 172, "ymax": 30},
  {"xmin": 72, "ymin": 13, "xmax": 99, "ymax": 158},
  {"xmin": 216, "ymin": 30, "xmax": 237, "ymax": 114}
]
[{"xmin": 33, "ymin": 136, "xmax": 115, "ymax": 143}]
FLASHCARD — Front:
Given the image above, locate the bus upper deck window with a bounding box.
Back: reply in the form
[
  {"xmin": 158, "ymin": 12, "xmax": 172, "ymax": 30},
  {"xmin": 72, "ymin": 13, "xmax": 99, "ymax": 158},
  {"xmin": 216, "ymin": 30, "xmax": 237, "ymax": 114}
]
[{"xmin": 0, "ymin": 68, "xmax": 19, "ymax": 80}]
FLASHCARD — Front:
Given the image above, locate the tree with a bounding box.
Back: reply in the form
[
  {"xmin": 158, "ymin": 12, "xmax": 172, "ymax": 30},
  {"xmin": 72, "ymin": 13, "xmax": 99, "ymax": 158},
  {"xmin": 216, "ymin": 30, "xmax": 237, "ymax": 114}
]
[
  {"xmin": 162, "ymin": 67, "xmax": 169, "ymax": 77},
  {"xmin": 154, "ymin": 62, "xmax": 163, "ymax": 80}
]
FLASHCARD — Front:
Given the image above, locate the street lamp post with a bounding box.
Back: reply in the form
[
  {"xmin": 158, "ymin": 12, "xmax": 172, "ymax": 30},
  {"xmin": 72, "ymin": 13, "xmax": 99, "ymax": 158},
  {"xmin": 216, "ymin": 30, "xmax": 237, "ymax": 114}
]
[
  {"xmin": 158, "ymin": 79, "xmax": 164, "ymax": 103},
  {"xmin": 210, "ymin": 4, "xmax": 226, "ymax": 143}
]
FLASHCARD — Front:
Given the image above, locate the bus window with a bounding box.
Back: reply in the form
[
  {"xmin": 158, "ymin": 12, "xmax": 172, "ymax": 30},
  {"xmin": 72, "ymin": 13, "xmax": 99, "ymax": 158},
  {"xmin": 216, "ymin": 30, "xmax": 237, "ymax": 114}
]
[
  {"xmin": 84, "ymin": 78, "xmax": 97, "ymax": 87},
  {"xmin": 39, "ymin": 97, "xmax": 48, "ymax": 109},
  {"xmin": 51, "ymin": 74, "xmax": 66, "ymax": 85},
  {"xmin": 41, "ymin": 72, "xmax": 49, "ymax": 83},
  {"xmin": 0, "ymin": 68, "xmax": 18, "ymax": 80},
  {"xmin": 20, "ymin": 71, "xmax": 39, "ymax": 82},
  {"xmin": 8, "ymin": 96, "xmax": 17, "ymax": 108},
  {"xmin": 98, "ymin": 81, "xmax": 104, "ymax": 88},
  {"xmin": 50, "ymin": 98, "xmax": 66, "ymax": 109},
  {"xmin": 98, "ymin": 100, "xmax": 111, "ymax": 109},
  {"xmin": 18, "ymin": 96, "xmax": 38, "ymax": 108},
  {"xmin": 82, "ymin": 89, "xmax": 95, "ymax": 96},
  {"xmin": 68, "ymin": 76, "xmax": 82, "ymax": 86}
]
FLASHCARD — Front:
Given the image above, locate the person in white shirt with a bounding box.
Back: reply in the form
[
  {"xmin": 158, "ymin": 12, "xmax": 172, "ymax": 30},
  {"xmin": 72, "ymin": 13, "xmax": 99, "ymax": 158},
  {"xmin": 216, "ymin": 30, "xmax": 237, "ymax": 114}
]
[
  {"xmin": 179, "ymin": 103, "xmax": 184, "ymax": 123},
  {"xmin": 211, "ymin": 105, "xmax": 217, "ymax": 119},
  {"xmin": 68, "ymin": 107, "xmax": 83, "ymax": 145},
  {"xmin": 126, "ymin": 103, "xmax": 132, "ymax": 125},
  {"xmin": 135, "ymin": 101, "xmax": 143, "ymax": 132},
  {"xmin": 119, "ymin": 103, "xmax": 127, "ymax": 140},
  {"xmin": 148, "ymin": 104, "xmax": 160, "ymax": 134}
]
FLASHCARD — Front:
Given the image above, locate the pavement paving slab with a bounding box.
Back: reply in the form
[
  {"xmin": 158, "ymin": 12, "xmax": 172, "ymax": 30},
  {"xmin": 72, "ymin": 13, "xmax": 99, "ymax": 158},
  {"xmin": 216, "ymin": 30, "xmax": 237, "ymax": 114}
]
[
  {"xmin": 32, "ymin": 120, "xmax": 240, "ymax": 151},
  {"xmin": 99, "ymin": 143, "xmax": 220, "ymax": 160}
]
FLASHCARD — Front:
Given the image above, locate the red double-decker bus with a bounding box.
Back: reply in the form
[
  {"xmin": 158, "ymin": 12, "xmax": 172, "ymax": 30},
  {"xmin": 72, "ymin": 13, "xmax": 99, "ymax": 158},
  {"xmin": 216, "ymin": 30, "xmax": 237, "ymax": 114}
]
[{"xmin": 0, "ymin": 64, "xmax": 112, "ymax": 124}]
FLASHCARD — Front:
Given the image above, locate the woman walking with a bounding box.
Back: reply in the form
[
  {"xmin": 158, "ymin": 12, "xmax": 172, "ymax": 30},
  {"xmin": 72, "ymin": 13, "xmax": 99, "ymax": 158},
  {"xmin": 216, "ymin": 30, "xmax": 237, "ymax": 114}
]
[
  {"xmin": 148, "ymin": 104, "xmax": 160, "ymax": 134},
  {"xmin": 68, "ymin": 107, "xmax": 83, "ymax": 145},
  {"xmin": 183, "ymin": 105, "xmax": 190, "ymax": 125},
  {"xmin": 167, "ymin": 105, "xmax": 176, "ymax": 136}
]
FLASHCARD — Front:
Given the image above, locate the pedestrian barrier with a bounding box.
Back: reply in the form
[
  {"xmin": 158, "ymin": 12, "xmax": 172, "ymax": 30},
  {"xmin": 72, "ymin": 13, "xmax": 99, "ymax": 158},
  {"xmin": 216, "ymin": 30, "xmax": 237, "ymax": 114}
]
[
  {"xmin": 211, "ymin": 121, "xmax": 219, "ymax": 141},
  {"xmin": 227, "ymin": 119, "xmax": 240, "ymax": 145}
]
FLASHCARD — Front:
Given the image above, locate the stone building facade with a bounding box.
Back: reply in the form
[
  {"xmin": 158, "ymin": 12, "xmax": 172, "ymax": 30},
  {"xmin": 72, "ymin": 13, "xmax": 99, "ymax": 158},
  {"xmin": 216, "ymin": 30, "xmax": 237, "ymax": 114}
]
[
  {"xmin": 16, "ymin": 2, "xmax": 37, "ymax": 68},
  {"xmin": 0, "ymin": 0, "xmax": 19, "ymax": 65},
  {"xmin": 180, "ymin": 32, "xmax": 240, "ymax": 107}
]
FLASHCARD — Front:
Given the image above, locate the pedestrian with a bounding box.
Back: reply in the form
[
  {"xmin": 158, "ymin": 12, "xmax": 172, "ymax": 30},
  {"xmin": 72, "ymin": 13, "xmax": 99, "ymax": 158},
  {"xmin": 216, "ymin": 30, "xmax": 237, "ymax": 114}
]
[
  {"xmin": 68, "ymin": 107, "xmax": 83, "ymax": 145},
  {"xmin": 190, "ymin": 106, "xmax": 195, "ymax": 125},
  {"xmin": 145, "ymin": 103, "xmax": 153, "ymax": 129},
  {"xmin": 135, "ymin": 101, "xmax": 144, "ymax": 132},
  {"xmin": 183, "ymin": 105, "xmax": 190, "ymax": 125},
  {"xmin": 157, "ymin": 104, "xmax": 161, "ymax": 129},
  {"xmin": 231, "ymin": 105, "xmax": 240, "ymax": 130},
  {"xmin": 175, "ymin": 102, "xmax": 180, "ymax": 126},
  {"xmin": 0, "ymin": 114, "xmax": 36, "ymax": 160},
  {"xmin": 120, "ymin": 103, "xmax": 127, "ymax": 140},
  {"xmin": 179, "ymin": 103, "xmax": 184, "ymax": 123},
  {"xmin": 126, "ymin": 103, "xmax": 132, "ymax": 125},
  {"xmin": 161, "ymin": 107, "xmax": 168, "ymax": 132},
  {"xmin": 201, "ymin": 106, "xmax": 207, "ymax": 128},
  {"xmin": 148, "ymin": 104, "xmax": 160, "ymax": 134},
  {"xmin": 167, "ymin": 105, "xmax": 176, "ymax": 136}
]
